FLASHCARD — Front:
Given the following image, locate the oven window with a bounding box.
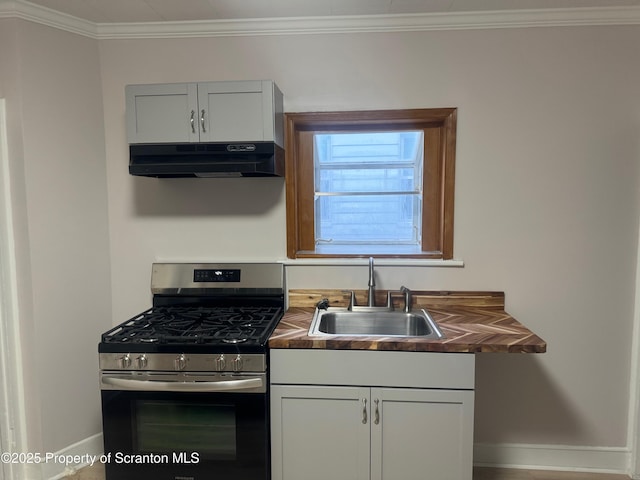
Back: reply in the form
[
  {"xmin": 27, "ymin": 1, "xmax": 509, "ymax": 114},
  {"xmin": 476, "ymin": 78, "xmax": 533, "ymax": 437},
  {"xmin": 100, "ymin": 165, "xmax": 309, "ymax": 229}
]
[{"xmin": 135, "ymin": 400, "xmax": 237, "ymax": 460}]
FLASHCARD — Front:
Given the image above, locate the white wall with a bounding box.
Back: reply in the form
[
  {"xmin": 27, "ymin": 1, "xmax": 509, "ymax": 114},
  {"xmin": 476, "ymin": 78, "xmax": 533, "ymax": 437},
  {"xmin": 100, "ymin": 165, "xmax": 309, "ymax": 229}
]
[
  {"xmin": 0, "ymin": 18, "xmax": 112, "ymax": 456},
  {"xmin": 2, "ymin": 12, "xmax": 639, "ymax": 473},
  {"xmin": 100, "ymin": 26, "xmax": 640, "ymax": 455}
]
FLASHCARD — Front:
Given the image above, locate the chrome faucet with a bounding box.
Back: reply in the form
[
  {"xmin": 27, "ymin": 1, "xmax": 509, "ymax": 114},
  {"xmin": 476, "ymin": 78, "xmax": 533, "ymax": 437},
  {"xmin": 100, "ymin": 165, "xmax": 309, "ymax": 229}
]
[
  {"xmin": 367, "ymin": 257, "xmax": 376, "ymax": 307},
  {"xmin": 347, "ymin": 257, "xmax": 384, "ymax": 310}
]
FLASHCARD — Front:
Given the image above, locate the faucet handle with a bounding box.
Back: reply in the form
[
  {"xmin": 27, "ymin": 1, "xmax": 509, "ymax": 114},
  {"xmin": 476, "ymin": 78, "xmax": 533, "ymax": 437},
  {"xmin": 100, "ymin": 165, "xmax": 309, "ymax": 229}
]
[
  {"xmin": 348, "ymin": 291, "xmax": 357, "ymax": 311},
  {"xmin": 400, "ymin": 286, "xmax": 412, "ymax": 313},
  {"xmin": 387, "ymin": 287, "xmax": 412, "ymax": 312},
  {"xmin": 386, "ymin": 291, "xmax": 394, "ymax": 310}
]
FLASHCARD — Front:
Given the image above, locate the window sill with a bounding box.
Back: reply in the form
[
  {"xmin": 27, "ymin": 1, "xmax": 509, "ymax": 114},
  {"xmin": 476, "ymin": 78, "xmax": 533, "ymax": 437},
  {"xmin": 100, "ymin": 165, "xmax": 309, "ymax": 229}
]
[{"xmin": 280, "ymin": 258, "xmax": 464, "ymax": 267}]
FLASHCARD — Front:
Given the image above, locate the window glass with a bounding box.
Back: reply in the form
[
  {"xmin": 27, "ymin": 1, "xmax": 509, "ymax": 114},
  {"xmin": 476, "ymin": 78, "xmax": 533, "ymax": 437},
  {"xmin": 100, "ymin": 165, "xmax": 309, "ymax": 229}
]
[{"xmin": 314, "ymin": 132, "xmax": 423, "ymax": 249}]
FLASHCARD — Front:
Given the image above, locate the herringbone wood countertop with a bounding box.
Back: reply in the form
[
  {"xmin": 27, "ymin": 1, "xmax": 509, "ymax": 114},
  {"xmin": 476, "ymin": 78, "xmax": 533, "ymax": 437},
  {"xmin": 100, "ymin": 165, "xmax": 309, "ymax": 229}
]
[{"xmin": 269, "ymin": 290, "xmax": 546, "ymax": 353}]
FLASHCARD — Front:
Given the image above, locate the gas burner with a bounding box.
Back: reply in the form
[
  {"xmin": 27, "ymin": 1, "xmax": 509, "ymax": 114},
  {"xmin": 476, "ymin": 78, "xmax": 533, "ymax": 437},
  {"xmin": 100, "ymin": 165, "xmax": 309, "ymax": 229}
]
[{"xmin": 101, "ymin": 305, "xmax": 283, "ymax": 348}]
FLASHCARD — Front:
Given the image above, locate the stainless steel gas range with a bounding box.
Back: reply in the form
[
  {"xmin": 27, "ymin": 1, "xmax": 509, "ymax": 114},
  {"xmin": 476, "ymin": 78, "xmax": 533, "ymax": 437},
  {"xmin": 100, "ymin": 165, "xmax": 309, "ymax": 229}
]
[{"xmin": 99, "ymin": 263, "xmax": 284, "ymax": 480}]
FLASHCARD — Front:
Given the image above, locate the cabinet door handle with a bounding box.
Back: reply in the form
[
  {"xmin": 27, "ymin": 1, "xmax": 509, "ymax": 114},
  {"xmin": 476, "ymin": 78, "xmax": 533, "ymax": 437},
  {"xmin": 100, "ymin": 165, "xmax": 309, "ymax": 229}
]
[
  {"xmin": 200, "ymin": 109, "xmax": 206, "ymax": 133},
  {"xmin": 362, "ymin": 398, "xmax": 368, "ymax": 424},
  {"xmin": 190, "ymin": 110, "xmax": 195, "ymax": 133},
  {"xmin": 374, "ymin": 399, "xmax": 380, "ymax": 425}
]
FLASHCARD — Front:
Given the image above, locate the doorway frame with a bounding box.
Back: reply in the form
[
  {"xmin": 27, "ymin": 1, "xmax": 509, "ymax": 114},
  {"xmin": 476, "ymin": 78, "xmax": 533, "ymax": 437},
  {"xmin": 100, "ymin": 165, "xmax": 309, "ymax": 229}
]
[
  {"xmin": 0, "ymin": 98, "xmax": 27, "ymax": 480},
  {"xmin": 629, "ymin": 196, "xmax": 640, "ymax": 479}
]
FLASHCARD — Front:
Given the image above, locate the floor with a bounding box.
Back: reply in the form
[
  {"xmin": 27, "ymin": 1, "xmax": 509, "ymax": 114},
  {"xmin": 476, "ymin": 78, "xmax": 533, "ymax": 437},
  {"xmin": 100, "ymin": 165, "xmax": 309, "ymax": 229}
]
[
  {"xmin": 62, "ymin": 463, "xmax": 104, "ymax": 480},
  {"xmin": 63, "ymin": 463, "xmax": 630, "ymax": 480},
  {"xmin": 472, "ymin": 468, "xmax": 629, "ymax": 479}
]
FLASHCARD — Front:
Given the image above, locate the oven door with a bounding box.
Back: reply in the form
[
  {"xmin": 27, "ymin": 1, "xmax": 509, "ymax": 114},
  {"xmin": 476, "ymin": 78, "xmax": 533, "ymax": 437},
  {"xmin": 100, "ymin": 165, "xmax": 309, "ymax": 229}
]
[{"xmin": 100, "ymin": 371, "xmax": 269, "ymax": 480}]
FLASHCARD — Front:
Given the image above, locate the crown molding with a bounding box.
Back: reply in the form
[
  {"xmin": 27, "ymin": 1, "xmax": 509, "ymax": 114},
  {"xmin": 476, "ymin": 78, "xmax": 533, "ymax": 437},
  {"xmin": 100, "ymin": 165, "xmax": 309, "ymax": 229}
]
[
  {"xmin": 1, "ymin": 0, "xmax": 640, "ymax": 40},
  {"xmin": 0, "ymin": 0, "xmax": 96, "ymax": 37}
]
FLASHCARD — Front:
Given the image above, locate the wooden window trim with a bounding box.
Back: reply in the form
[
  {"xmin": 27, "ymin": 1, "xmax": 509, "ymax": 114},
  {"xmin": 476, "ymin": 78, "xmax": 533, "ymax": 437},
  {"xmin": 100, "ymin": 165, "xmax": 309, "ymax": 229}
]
[{"xmin": 285, "ymin": 108, "xmax": 457, "ymax": 259}]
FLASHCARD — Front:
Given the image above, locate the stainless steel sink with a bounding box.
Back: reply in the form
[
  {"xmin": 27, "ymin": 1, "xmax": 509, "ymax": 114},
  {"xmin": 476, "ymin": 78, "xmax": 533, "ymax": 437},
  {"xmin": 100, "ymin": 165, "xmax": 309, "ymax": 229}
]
[{"xmin": 308, "ymin": 308, "xmax": 445, "ymax": 339}]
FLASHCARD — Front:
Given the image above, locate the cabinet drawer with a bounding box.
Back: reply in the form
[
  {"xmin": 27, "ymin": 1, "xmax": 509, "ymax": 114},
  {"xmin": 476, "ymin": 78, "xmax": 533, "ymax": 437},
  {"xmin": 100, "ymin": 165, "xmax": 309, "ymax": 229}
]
[{"xmin": 270, "ymin": 349, "xmax": 474, "ymax": 390}]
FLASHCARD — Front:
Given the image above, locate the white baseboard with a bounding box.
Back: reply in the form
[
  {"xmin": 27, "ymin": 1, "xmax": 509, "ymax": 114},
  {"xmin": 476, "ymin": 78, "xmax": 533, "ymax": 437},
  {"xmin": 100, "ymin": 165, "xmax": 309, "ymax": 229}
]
[
  {"xmin": 474, "ymin": 442, "xmax": 630, "ymax": 475},
  {"xmin": 43, "ymin": 433, "xmax": 103, "ymax": 480}
]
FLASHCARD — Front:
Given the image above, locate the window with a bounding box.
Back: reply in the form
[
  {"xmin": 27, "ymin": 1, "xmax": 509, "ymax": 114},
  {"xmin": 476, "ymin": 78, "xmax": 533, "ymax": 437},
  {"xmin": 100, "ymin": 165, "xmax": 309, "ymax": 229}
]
[
  {"xmin": 314, "ymin": 131, "xmax": 424, "ymax": 252},
  {"xmin": 285, "ymin": 109, "xmax": 457, "ymax": 259}
]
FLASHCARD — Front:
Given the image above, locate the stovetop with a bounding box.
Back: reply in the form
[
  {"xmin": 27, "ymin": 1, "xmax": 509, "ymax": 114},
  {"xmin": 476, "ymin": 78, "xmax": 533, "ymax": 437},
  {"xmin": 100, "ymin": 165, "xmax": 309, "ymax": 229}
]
[
  {"xmin": 99, "ymin": 263, "xmax": 285, "ymax": 355},
  {"xmin": 99, "ymin": 305, "xmax": 283, "ymax": 354}
]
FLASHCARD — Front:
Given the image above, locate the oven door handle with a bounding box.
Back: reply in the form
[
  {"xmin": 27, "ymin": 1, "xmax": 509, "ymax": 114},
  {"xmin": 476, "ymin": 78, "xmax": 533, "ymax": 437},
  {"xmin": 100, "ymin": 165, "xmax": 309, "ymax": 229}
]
[{"xmin": 101, "ymin": 375, "xmax": 263, "ymax": 392}]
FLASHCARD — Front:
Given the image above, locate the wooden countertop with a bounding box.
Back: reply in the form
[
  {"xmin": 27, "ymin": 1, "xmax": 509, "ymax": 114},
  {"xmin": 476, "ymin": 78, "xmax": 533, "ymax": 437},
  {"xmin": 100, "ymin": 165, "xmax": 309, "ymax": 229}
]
[{"xmin": 269, "ymin": 290, "xmax": 547, "ymax": 353}]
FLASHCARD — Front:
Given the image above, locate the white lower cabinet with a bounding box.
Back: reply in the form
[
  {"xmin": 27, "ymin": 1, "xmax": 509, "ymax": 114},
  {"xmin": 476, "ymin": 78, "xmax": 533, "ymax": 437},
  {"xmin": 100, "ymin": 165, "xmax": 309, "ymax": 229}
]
[
  {"xmin": 270, "ymin": 350, "xmax": 475, "ymax": 480},
  {"xmin": 271, "ymin": 385, "xmax": 370, "ymax": 480},
  {"xmin": 371, "ymin": 387, "xmax": 474, "ymax": 480}
]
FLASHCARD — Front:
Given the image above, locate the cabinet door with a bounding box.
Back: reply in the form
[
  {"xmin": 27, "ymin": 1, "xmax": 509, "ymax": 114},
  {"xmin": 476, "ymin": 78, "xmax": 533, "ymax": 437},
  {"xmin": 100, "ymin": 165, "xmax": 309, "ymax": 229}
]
[
  {"xmin": 197, "ymin": 81, "xmax": 271, "ymax": 143},
  {"xmin": 371, "ymin": 388, "xmax": 474, "ymax": 480},
  {"xmin": 126, "ymin": 83, "xmax": 199, "ymax": 144},
  {"xmin": 271, "ymin": 385, "xmax": 370, "ymax": 480}
]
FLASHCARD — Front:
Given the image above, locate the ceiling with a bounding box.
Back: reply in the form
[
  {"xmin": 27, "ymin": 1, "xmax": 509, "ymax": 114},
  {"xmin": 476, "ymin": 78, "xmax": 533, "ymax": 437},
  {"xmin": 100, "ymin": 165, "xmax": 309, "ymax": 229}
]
[{"xmin": 18, "ymin": 0, "xmax": 640, "ymax": 24}]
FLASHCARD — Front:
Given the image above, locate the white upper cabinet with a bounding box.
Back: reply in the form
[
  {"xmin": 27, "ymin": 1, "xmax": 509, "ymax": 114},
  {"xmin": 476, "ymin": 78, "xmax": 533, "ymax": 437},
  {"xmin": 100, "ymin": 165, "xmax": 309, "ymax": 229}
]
[
  {"xmin": 126, "ymin": 83, "xmax": 199, "ymax": 144},
  {"xmin": 126, "ymin": 80, "xmax": 283, "ymax": 145}
]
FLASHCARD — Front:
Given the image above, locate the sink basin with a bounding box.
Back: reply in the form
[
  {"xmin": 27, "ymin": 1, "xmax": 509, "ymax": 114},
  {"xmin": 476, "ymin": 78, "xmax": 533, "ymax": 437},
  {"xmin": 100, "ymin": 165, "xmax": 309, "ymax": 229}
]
[{"xmin": 308, "ymin": 308, "xmax": 445, "ymax": 339}]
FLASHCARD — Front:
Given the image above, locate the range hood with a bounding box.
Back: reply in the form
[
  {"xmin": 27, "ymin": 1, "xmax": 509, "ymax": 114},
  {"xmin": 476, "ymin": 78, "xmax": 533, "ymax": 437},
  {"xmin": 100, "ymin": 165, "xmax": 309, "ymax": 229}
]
[{"xmin": 129, "ymin": 142, "xmax": 285, "ymax": 178}]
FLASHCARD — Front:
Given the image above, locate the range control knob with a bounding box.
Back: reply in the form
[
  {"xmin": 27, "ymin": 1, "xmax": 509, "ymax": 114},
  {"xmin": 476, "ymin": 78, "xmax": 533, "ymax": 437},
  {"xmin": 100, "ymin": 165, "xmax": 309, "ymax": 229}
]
[
  {"xmin": 119, "ymin": 354, "xmax": 132, "ymax": 369},
  {"xmin": 231, "ymin": 355, "xmax": 244, "ymax": 372},
  {"xmin": 175, "ymin": 354, "xmax": 187, "ymax": 371},
  {"xmin": 215, "ymin": 354, "xmax": 226, "ymax": 371},
  {"xmin": 136, "ymin": 355, "xmax": 148, "ymax": 369}
]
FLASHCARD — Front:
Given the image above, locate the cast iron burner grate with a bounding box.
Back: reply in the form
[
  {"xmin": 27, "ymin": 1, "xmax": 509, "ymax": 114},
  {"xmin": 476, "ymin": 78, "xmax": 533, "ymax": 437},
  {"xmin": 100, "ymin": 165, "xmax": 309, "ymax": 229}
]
[{"xmin": 101, "ymin": 306, "xmax": 283, "ymax": 345}]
